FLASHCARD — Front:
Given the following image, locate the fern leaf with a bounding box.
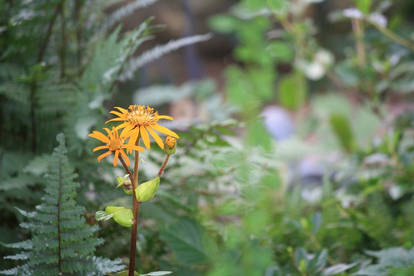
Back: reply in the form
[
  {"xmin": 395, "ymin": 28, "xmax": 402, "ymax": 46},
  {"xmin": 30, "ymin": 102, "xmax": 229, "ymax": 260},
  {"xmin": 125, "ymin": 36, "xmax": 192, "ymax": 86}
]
[
  {"xmin": 120, "ymin": 33, "xmax": 212, "ymax": 81},
  {"xmin": 102, "ymin": 0, "xmax": 157, "ymax": 31},
  {"xmin": 1, "ymin": 134, "xmax": 124, "ymax": 276}
]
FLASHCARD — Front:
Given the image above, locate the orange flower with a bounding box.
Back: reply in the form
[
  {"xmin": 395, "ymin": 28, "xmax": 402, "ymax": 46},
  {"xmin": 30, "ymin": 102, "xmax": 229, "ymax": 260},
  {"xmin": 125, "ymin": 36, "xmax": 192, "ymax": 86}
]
[
  {"xmin": 106, "ymin": 105, "xmax": 179, "ymax": 150},
  {"xmin": 89, "ymin": 127, "xmax": 144, "ymax": 167},
  {"xmin": 165, "ymin": 136, "xmax": 177, "ymax": 149}
]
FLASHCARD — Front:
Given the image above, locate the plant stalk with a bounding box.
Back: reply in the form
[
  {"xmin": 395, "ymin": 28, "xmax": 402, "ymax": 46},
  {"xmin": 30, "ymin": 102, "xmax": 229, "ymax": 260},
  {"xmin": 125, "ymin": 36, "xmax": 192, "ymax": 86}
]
[
  {"xmin": 370, "ymin": 22, "xmax": 414, "ymax": 52},
  {"xmin": 158, "ymin": 155, "xmax": 170, "ymax": 177},
  {"xmin": 352, "ymin": 18, "xmax": 366, "ymax": 68},
  {"xmin": 129, "ymin": 140, "xmax": 141, "ymax": 276}
]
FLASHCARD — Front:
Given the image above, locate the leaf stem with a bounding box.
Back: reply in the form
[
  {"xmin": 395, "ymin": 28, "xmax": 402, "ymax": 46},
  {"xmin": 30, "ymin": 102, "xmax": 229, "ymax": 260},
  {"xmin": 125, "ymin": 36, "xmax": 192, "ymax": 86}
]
[
  {"xmin": 370, "ymin": 22, "xmax": 414, "ymax": 52},
  {"xmin": 158, "ymin": 154, "xmax": 170, "ymax": 177},
  {"xmin": 352, "ymin": 18, "xmax": 366, "ymax": 68}
]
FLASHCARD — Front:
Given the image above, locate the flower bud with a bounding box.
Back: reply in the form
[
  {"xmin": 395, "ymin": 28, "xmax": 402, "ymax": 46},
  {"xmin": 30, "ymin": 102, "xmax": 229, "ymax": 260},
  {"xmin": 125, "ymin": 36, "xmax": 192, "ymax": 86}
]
[
  {"xmin": 135, "ymin": 177, "xmax": 160, "ymax": 202},
  {"xmin": 164, "ymin": 136, "xmax": 177, "ymax": 155},
  {"xmin": 116, "ymin": 175, "xmax": 133, "ymax": 194},
  {"xmin": 104, "ymin": 206, "xmax": 133, "ymax": 227}
]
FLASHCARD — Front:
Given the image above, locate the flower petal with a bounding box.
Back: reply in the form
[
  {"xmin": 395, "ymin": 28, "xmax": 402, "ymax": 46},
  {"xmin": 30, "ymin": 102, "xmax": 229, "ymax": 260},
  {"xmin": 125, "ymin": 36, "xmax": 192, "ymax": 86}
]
[
  {"xmin": 120, "ymin": 123, "xmax": 135, "ymax": 138},
  {"xmin": 140, "ymin": 126, "xmax": 151, "ymax": 149},
  {"xmin": 113, "ymin": 151, "xmax": 119, "ymax": 167},
  {"xmin": 114, "ymin": 106, "xmax": 128, "ymax": 114},
  {"xmin": 103, "ymin": 128, "xmax": 112, "ymax": 138},
  {"xmin": 89, "ymin": 131, "xmax": 109, "ymax": 143},
  {"xmin": 151, "ymin": 124, "xmax": 179, "ymax": 138},
  {"xmin": 123, "ymin": 145, "xmax": 145, "ymax": 152},
  {"xmin": 93, "ymin": 145, "xmax": 108, "ymax": 152},
  {"xmin": 158, "ymin": 115, "xmax": 174, "ymax": 120},
  {"xmin": 127, "ymin": 128, "xmax": 139, "ymax": 147},
  {"xmin": 105, "ymin": 117, "xmax": 125, "ymax": 124},
  {"xmin": 115, "ymin": 122, "xmax": 128, "ymax": 131},
  {"xmin": 97, "ymin": 151, "xmax": 112, "ymax": 162},
  {"xmin": 119, "ymin": 149, "xmax": 130, "ymax": 166},
  {"xmin": 146, "ymin": 126, "xmax": 164, "ymax": 149},
  {"xmin": 109, "ymin": 111, "xmax": 124, "ymax": 117}
]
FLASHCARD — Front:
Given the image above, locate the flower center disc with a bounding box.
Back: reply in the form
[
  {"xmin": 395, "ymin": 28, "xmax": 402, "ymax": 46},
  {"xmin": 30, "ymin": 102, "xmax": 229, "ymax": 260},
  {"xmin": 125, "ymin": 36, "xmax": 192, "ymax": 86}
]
[
  {"xmin": 108, "ymin": 139, "xmax": 122, "ymax": 151},
  {"xmin": 127, "ymin": 105, "xmax": 157, "ymax": 126}
]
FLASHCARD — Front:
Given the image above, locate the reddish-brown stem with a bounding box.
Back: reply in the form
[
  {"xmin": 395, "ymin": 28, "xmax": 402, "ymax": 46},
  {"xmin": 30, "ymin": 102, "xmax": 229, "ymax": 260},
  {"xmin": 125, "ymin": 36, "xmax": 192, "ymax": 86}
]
[
  {"xmin": 158, "ymin": 155, "xmax": 170, "ymax": 177},
  {"xmin": 129, "ymin": 140, "xmax": 141, "ymax": 276},
  {"xmin": 119, "ymin": 155, "xmax": 134, "ymax": 184}
]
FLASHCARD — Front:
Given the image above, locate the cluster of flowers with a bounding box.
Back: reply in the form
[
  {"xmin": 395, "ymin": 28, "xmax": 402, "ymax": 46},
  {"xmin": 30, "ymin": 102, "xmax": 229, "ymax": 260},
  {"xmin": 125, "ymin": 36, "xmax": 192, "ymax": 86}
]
[{"xmin": 89, "ymin": 105, "xmax": 178, "ymax": 167}]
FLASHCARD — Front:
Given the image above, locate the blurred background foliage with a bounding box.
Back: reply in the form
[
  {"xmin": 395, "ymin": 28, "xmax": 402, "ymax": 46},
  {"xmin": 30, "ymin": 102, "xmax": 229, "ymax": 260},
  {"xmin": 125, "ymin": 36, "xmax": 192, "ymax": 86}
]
[{"xmin": 1, "ymin": 0, "xmax": 414, "ymax": 275}]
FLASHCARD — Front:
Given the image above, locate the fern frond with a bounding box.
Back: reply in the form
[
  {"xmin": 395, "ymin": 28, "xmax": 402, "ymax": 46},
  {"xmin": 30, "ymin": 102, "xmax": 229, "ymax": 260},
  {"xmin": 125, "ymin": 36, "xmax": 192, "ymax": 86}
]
[
  {"xmin": 92, "ymin": 257, "xmax": 125, "ymax": 276},
  {"xmin": 120, "ymin": 33, "xmax": 212, "ymax": 81},
  {"xmin": 103, "ymin": 20, "xmax": 152, "ymax": 85},
  {"xmin": 102, "ymin": 0, "xmax": 157, "ymax": 31},
  {"xmin": 0, "ymin": 240, "xmax": 32, "ymax": 250},
  {"xmin": 1, "ymin": 134, "xmax": 124, "ymax": 276}
]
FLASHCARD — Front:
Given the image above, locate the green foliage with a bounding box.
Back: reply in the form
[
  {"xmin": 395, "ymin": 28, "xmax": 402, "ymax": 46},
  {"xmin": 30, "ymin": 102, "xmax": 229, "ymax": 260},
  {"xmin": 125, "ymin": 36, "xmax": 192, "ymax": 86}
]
[
  {"xmin": 356, "ymin": 247, "xmax": 414, "ymax": 276},
  {"xmin": 160, "ymin": 218, "xmax": 209, "ymax": 266},
  {"xmin": 2, "ymin": 0, "xmax": 414, "ymax": 275},
  {"xmin": 278, "ymin": 71, "xmax": 307, "ymax": 111},
  {"xmin": 329, "ymin": 113, "xmax": 355, "ymax": 152},
  {"xmin": 354, "ymin": 0, "xmax": 372, "ymax": 14},
  {"xmin": 1, "ymin": 134, "xmax": 124, "ymax": 275},
  {"xmin": 120, "ymin": 34, "xmax": 212, "ymax": 81}
]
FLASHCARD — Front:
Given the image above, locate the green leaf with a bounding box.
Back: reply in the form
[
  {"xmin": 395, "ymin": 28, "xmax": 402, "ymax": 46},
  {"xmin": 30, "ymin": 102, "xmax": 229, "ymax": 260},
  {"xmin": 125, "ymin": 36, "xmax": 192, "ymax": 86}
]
[
  {"xmin": 160, "ymin": 218, "xmax": 209, "ymax": 265},
  {"xmin": 135, "ymin": 177, "xmax": 160, "ymax": 202},
  {"xmin": 267, "ymin": 41, "xmax": 293, "ymax": 62},
  {"xmin": 267, "ymin": 0, "xmax": 286, "ymax": 11},
  {"xmin": 209, "ymin": 15, "xmax": 238, "ymax": 33},
  {"xmin": 278, "ymin": 72, "xmax": 307, "ymax": 110},
  {"xmin": 246, "ymin": 118, "xmax": 272, "ymax": 151},
  {"xmin": 355, "ymin": 0, "xmax": 371, "ymax": 14},
  {"xmin": 105, "ymin": 206, "xmax": 134, "ymax": 227},
  {"xmin": 329, "ymin": 113, "xmax": 354, "ymax": 152},
  {"xmin": 323, "ymin": 263, "xmax": 356, "ymax": 275}
]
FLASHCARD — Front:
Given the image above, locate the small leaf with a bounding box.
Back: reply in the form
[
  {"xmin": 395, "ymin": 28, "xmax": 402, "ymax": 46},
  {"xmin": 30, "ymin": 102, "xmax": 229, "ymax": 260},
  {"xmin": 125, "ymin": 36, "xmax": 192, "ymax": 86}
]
[
  {"xmin": 135, "ymin": 177, "xmax": 160, "ymax": 202},
  {"xmin": 267, "ymin": 0, "xmax": 287, "ymax": 11},
  {"xmin": 278, "ymin": 72, "xmax": 307, "ymax": 110},
  {"xmin": 267, "ymin": 42, "xmax": 293, "ymax": 62},
  {"xmin": 311, "ymin": 212, "xmax": 322, "ymax": 234},
  {"xmin": 209, "ymin": 15, "xmax": 238, "ymax": 33},
  {"xmin": 329, "ymin": 113, "xmax": 354, "ymax": 152},
  {"xmin": 355, "ymin": 0, "xmax": 371, "ymax": 14},
  {"xmin": 323, "ymin": 263, "xmax": 356, "ymax": 275}
]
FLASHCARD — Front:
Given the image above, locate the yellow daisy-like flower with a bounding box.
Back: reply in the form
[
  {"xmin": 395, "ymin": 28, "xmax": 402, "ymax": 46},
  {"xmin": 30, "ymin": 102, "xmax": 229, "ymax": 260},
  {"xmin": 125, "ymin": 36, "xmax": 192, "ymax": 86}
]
[
  {"xmin": 106, "ymin": 105, "xmax": 179, "ymax": 150},
  {"xmin": 89, "ymin": 127, "xmax": 145, "ymax": 167}
]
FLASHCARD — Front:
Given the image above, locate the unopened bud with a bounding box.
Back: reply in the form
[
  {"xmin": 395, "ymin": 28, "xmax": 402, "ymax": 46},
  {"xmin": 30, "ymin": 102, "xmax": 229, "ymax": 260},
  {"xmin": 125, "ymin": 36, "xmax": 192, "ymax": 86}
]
[
  {"xmin": 104, "ymin": 206, "xmax": 133, "ymax": 227},
  {"xmin": 164, "ymin": 136, "xmax": 177, "ymax": 155},
  {"xmin": 135, "ymin": 177, "xmax": 160, "ymax": 202},
  {"xmin": 116, "ymin": 175, "xmax": 133, "ymax": 194}
]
